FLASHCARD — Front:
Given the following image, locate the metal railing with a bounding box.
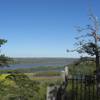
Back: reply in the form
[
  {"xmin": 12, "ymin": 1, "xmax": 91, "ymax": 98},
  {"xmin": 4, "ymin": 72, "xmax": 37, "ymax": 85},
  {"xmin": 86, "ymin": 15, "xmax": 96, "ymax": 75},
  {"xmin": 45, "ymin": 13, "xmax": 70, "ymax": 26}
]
[
  {"xmin": 46, "ymin": 66, "xmax": 100, "ymax": 100},
  {"xmin": 47, "ymin": 74, "xmax": 100, "ymax": 100},
  {"xmin": 66, "ymin": 74, "xmax": 98, "ymax": 100}
]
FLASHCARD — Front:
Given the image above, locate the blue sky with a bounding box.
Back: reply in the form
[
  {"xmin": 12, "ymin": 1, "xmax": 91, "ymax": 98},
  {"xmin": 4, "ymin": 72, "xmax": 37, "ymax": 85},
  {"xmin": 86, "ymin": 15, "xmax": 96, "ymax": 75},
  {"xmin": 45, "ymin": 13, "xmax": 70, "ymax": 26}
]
[{"xmin": 0, "ymin": 0, "xmax": 100, "ymax": 58}]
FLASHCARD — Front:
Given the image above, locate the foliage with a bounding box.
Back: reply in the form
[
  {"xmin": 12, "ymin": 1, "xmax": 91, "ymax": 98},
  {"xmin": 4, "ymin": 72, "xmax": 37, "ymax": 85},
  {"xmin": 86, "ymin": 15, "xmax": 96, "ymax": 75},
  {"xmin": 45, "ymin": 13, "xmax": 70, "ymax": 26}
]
[
  {"xmin": 5, "ymin": 73, "xmax": 40, "ymax": 100},
  {"xmin": 0, "ymin": 72, "xmax": 62, "ymax": 100},
  {"xmin": 33, "ymin": 71, "xmax": 60, "ymax": 77},
  {"xmin": 68, "ymin": 61, "xmax": 96, "ymax": 75},
  {"xmin": 0, "ymin": 38, "xmax": 12, "ymax": 67}
]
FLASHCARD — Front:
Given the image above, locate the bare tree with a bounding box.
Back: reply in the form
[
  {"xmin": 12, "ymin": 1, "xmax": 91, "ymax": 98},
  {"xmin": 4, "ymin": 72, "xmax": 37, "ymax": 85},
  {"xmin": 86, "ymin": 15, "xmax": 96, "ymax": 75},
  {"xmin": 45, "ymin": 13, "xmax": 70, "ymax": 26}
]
[{"xmin": 67, "ymin": 14, "xmax": 100, "ymax": 71}]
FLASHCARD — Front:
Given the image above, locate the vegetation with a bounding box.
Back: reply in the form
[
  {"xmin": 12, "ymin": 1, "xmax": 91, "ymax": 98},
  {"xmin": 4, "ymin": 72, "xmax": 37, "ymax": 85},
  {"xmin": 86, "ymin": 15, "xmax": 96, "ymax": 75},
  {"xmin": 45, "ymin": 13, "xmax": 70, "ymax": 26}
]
[
  {"xmin": 0, "ymin": 72, "xmax": 62, "ymax": 100},
  {"xmin": 0, "ymin": 39, "xmax": 12, "ymax": 67},
  {"xmin": 68, "ymin": 61, "xmax": 96, "ymax": 75},
  {"xmin": 33, "ymin": 71, "xmax": 61, "ymax": 77},
  {"xmin": 0, "ymin": 59, "xmax": 98, "ymax": 100}
]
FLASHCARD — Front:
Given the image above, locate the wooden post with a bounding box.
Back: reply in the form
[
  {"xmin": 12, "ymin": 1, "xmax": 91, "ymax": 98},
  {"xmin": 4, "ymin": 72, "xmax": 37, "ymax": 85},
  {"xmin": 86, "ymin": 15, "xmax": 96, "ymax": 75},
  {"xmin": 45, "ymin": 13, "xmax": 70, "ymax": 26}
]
[
  {"xmin": 61, "ymin": 66, "xmax": 68, "ymax": 81},
  {"xmin": 65, "ymin": 66, "xmax": 68, "ymax": 77},
  {"xmin": 65, "ymin": 66, "xmax": 68, "ymax": 81}
]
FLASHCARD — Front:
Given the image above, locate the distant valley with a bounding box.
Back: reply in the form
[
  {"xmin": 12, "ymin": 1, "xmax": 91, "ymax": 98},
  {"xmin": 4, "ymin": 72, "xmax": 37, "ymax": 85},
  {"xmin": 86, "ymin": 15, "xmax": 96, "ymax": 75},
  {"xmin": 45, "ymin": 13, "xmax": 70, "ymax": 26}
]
[
  {"xmin": 13, "ymin": 57, "xmax": 78, "ymax": 65},
  {"xmin": 0, "ymin": 58, "xmax": 78, "ymax": 71}
]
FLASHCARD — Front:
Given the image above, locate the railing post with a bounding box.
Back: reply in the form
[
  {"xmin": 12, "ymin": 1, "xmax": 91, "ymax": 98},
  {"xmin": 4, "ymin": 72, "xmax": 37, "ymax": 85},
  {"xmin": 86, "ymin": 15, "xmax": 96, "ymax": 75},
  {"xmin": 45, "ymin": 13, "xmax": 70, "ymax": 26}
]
[
  {"xmin": 56, "ymin": 66, "xmax": 68, "ymax": 100},
  {"xmin": 96, "ymin": 70, "xmax": 100, "ymax": 100},
  {"xmin": 56, "ymin": 66, "xmax": 69, "ymax": 100}
]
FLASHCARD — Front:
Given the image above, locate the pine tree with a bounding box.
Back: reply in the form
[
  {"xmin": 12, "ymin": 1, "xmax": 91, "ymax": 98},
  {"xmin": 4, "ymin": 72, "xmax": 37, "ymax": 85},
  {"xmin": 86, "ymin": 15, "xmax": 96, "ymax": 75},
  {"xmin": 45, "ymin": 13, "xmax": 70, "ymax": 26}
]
[{"xmin": 0, "ymin": 38, "xmax": 11, "ymax": 67}]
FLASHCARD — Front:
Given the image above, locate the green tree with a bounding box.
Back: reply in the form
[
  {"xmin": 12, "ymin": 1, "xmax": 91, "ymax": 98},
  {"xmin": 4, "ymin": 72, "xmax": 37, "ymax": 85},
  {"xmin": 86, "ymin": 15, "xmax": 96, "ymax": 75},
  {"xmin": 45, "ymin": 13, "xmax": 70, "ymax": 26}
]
[{"xmin": 0, "ymin": 38, "xmax": 11, "ymax": 67}]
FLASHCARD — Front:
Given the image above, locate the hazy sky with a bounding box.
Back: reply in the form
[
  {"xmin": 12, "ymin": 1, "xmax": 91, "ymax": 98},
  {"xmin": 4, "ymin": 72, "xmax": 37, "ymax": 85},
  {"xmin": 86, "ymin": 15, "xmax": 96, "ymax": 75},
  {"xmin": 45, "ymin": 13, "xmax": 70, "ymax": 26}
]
[{"xmin": 0, "ymin": 0, "xmax": 100, "ymax": 58}]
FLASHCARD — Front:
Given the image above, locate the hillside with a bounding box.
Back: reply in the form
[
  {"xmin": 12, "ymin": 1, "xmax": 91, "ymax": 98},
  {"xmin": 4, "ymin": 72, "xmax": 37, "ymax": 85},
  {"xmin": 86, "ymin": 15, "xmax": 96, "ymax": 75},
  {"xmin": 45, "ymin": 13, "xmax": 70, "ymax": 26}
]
[{"xmin": 13, "ymin": 57, "xmax": 78, "ymax": 65}]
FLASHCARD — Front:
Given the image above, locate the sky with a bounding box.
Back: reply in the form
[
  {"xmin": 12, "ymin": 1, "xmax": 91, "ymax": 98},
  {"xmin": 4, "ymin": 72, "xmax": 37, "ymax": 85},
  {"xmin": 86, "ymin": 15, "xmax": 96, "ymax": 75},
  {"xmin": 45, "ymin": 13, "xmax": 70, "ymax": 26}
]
[{"xmin": 0, "ymin": 0, "xmax": 100, "ymax": 58}]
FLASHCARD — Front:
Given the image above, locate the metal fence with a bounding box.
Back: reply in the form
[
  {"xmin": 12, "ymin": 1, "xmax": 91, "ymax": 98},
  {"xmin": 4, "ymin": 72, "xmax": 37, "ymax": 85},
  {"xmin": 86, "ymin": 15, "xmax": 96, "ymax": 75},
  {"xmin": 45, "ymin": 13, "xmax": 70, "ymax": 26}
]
[
  {"xmin": 66, "ymin": 75, "xmax": 99, "ymax": 100},
  {"xmin": 47, "ymin": 74, "xmax": 100, "ymax": 100},
  {"xmin": 47, "ymin": 73, "xmax": 100, "ymax": 100}
]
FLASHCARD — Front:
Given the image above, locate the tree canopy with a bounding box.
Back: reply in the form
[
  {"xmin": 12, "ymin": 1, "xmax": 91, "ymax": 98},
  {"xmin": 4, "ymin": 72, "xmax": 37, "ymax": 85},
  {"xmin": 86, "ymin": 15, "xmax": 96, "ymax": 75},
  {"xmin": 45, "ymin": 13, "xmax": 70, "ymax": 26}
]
[{"xmin": 0, "ymin": 38, "xmax": 11, "ymax": 67}]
